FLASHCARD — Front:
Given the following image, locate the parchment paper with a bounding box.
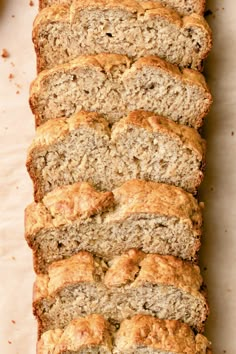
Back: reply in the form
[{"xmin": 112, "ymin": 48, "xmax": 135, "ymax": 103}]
[{"xmin": 0, "ymin": 0, "xmax": 235, "ymax": 353}]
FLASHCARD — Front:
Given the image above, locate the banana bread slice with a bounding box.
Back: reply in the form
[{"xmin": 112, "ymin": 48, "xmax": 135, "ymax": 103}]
[
  {"xmin": 37, "ymin": 314, "xmax": 212, "ymax": 353},
  {"xmin": 25, "ymin": 180, "xmax": 203, "ymax": 273},
  {"xmin": 33, "ymin": 250, "xmax": 208, "ymax": 336},
  {"xmin": 39, "ymin": 0, "xmax": 206, "ymax": 17},
  {"xmin": 33, "ymin": 0, "xmax": 212, "ymax": 72},
  {"xmin": 27, "ymin": 110, "xmax": 206, "ymax": 201},
  {"xmin": 29, "ymin": 54, "xmax": 212, "ymax": 128}
]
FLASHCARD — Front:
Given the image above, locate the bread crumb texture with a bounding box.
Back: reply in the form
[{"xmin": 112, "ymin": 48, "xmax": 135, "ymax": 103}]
[
  {"xmin": 27, "ymin": 110, "xmax": 206, "ymax": 201},
  {"xmin": 34, "ymin": 0, "xmax": 212, "ymax": 71},
  {"xmin": 25, "ymin": 180, "xmax": 202, "ymax": 273},
  {"xmin": 30, "ymin": 54, "xmax": 212, "ymax": 129},
  {"xmin": 33, "ymin": 249, "xmax": 209, "ymax": 335}
]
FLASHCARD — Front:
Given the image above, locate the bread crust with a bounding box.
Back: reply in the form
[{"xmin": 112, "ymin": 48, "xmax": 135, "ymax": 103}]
[
  {"xmin": 26, "ymin": 110, "xmax": 206, "ymax": 201},
  {"xmin": 34, "ymin": 250, "xmax": 205, "ymax": 300},
  {"xmin": 33, "ymin": 250, "xmax": 209, "ymax": 334},
  {"xmin": 37, "ymin": 314, "xmax": 212, "ymax": 354},
  {"xmin": 25, "ymin": 182, "xmax": 114, "ymax": 237},
  {"xmin": 111, "ymin": 180, "xmax": 202, "ymax": 227},
  {"xmin": 29, "ymin": 53, "xmax": 212, "ymax": 129},
  {"xmin": 28, "ymin": 110, "xmax": 205, "ymax": 159},
  {"xmin": 37, "ymin": 314, "xmax": 112, "ymax": 353},
  {"xmin": 34, "ymin": 0, "xmax": 212, "ymax": 72},
  {"xmin": 38, "ymin": 0, "xmax": 206, "ymax": 16},
  {"xmin": 116, "ymin": 315, "xmax": 211, "ymax": 353},
  {"xmin": 25, "ymin": 180, "xmax": 202, "ymax": 248},
  {"xmin": 115, "ymin": 111, "xmax": 206, "ymax": 158}
]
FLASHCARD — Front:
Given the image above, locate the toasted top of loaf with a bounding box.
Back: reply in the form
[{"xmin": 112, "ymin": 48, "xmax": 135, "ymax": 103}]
[
  {"xmin": 29, "ymin": 53, "xmax": 212, "ymax": 129},
  {"xmin": 28, "ymin": 110, "xmax": 205, "ymax": 160},
  {"xmin": 117, "ymin": 315, "xmax": 212, "ymax": 353},
  {"xmin": 39, "ymin": 0, "xmax": 206, "ymax": 17},
  {"xmin": 37, "ymin": 314, "xmax": 212, "ymax": 354},
  {"xmin": 25, "ymin": 180, "xmax": 202, "ymax": 238},
  {"xmin": 37, "ymin": 314, "xmax": 112, "ymax": 353},
  {"xmin": 115, "ymin": 111, "xmax": 205, "ymax": 155},
  {"xmin": 110, "ymin": 180, "xmax": 201, "ymax": 223},
  {"xmin": 28, "ymin": 111, "xmax": 110, "ymax": 151},
  {"xmin": 33, "ymin": 249, "xmax": 204, "ymax": 303},
  {"xmin": 34, "ymin": 0, "xmax": 211, "ymax": 71}
]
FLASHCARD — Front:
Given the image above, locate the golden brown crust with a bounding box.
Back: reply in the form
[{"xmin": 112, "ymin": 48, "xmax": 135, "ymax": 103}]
[
  {"xmin": 28, "ymin": 111, "xmax": 109, "ymax": 152},
  {"xmin": 29, "ymin": 53, "xmax": 131, "ymax": 127},
  {"xmin": 33, "ymin": 249, "xmax": 206, "ymax": 305},
  {"xmin": 26, "ymin": 109, "xmax": 206, "ymax": 201},
  {"xmin": 37, "ymin": 328, "xmax": 63, "ymax": 354},
  {"xmin": 134, "ymin": 55, "xmax": 210, "ymax": 92},
  {"xmin": 25, "ymin": 180, "xmax": 202, "ymax": 246},
  {"xmin": 114, "ymin": 110, "xmax": 206, "ymax": 159},
  {"xmin": 29, "ymin": 53, "xmax": 212, "ymax": 128},
  {"xmin": 34, "ymin": 252, "xmax": 96, "ymax": 302},
  {"xmin": 116, "ymin": 315, "xmax": 211, "ymax": 353},
  {"xmin": 33, "ymin": 4, "xmax": 70, "ymax": 73},
  {"xmin": 28, "ymin": 109, "xmax": 205, "ymax": 165},
  {"xmin": 45, "ymin": 182, "xmax": 113, "ymax": 223},
  {"xmin": 37, "ymin": 315, "xmax": 211, "ymax": 353},
  {"xmin": 25, "ymin": 182, "xmax": 114, "ymax": 240},
  {"xmin": 25, "ymin": 202, "xmax": 53, "ymax": 239},
  {"xmin": 195, "ymin": 334, "xmax": 213, "ymax": 354},
  {"xmin": 26, "ymin": 111, "xmax": 111, "ymax": 202},
  {"xmin": 111, "ymin": 180, "xmax": 202, "ymax": 230},
  {"xmin": 104, "ymin": 249, "xmax": 203, "ymax": 296},
  {"xmin": 37, "ymin": 314, "xmax": 112, "ymax": 353},
  {"xmin": 37, "ymin": 0, "xmax": 208, "ymax": 28},
  {"xmin": 39, "ymin": 0, "xmax": 206, "ymax": 16},
  {"xmin": 34, "ymin": 0, "xmax": 212, "ymax": 72}
]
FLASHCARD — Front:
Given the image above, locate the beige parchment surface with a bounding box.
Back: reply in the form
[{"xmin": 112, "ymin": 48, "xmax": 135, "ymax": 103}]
[{"xmin": 0, "ymin": 0, "xmax": 235, "ymax": 353}]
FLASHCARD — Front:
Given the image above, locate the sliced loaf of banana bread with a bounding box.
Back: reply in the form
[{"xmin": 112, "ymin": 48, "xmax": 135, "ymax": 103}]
[
  {"xmin": 39, "ymin": 0, "xmax": 206, "ymax": 17},
  {"xmin": 37, "ymin": 314, "xmax": 212, "ymax": 354},
  {"xmin": 33, "ymin": 250, "xmax": 208, "ymax": 336},
  {"xmin": 34, "ymin": 0, "xmax": 212, "ymax": 72},
  {"xmin": 29, "ymin": 54, "xmax": 212, "ymax": 128},
  {"xmin": 27, "ymin": 110, "xmax": 206, "ymax": 201},
  {"xmin": 25, "ymin": 180, "xmax": 203, "ymax": 273},
  {"xmin": 116, "ymin": 315, "xmax": 212, "ymax": 354}
]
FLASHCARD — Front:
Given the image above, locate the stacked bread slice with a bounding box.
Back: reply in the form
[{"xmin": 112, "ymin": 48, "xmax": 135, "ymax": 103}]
[
  {"xmin": 33, "ymin": 0, "xmax": 212, "ymax": 71},
  {"xmin": 25, "ymin": 0, "xmax": 213, "ymax": 352}
]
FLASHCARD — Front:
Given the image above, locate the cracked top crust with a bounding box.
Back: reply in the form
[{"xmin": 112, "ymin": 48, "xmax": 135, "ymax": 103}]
[
  {"xmin": 29, "ymin": 53, "xmax": 212, "ymax": 129},
  {"xmin": 37, "ymin": 314, "xmax": 112, "ymax": 353},
  {"xmin": 25, "ymin": 180, "xmax": 202, "ymax": 239},
  {"xmin": 38, "ymin": 0, "xmax": 207, "ymax": 18},
  {"xmin": 116, "ymin": 315, "xmax": 212, "ymax": 353},
  {"xmin": 27, "ymin": 110, "xmax": 206, "ymax": 162},
  {"xmin": 31, "ymin": 53, "xmax": 210, "ymax": 96},
  {"xmin": 33, "ymin": 249, "xmax": 205, "ymax": 302},
  {"xmin": 33, "ymin": 0, "xmax": 212, "ymax": 72},
  {"xmin": 37, "ymin": 314, "xmax": 212, "ymax": 354}
]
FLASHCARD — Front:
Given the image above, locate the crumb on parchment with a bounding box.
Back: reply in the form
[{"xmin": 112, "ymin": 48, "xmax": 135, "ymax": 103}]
[
  {"xmin": 1, "ymin": 49, "xmax": 9, "ymax": 58},
  {"xmin": 204, "ymin": 9, "xmax": 213, "ymax": 17}
]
